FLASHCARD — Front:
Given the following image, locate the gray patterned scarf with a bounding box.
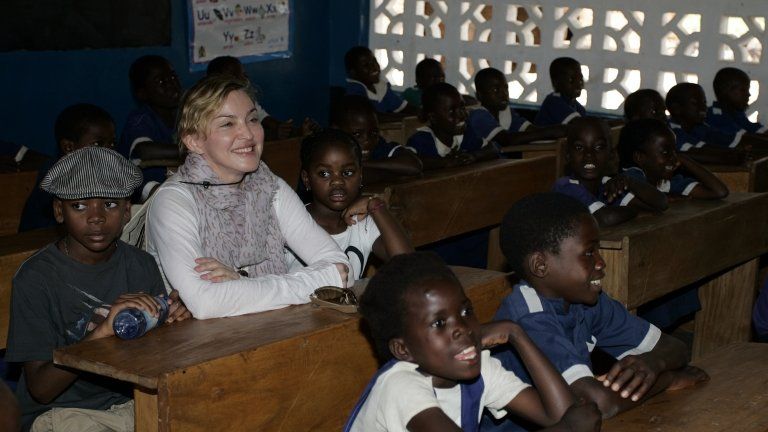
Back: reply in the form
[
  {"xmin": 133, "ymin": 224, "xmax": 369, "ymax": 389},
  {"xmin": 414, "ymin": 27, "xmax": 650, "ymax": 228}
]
[{"xmin": 176, "ymin": 152, "xmax": 288, "ymax": 276}]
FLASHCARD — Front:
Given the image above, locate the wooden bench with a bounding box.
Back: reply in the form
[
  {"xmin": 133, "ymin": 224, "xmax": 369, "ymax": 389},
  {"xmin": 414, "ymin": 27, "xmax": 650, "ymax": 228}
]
[
  {"xmin": 0, "ymin": 170, "xmax": 39, "ymax": 236},
  {"xmin": 603, "ymin": 342, "xmax": 768, "ymax": 431},
  {"xmin": 599, "ymin": 193, "xmax": 768, "ymax": 359},
  {"xmin": 261, "ymin": 136, "xmax": 303, "ymax": 185},
  {"xmin": 0, "ymin": 226, "xmax": 61, "ymax": 349},
  {"xmin": 54, "ymin": 266, "xmax": 512, "ymax": 432}
]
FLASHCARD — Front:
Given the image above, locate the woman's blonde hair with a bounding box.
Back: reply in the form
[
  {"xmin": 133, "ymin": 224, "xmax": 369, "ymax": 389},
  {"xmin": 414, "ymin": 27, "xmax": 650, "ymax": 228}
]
[{"xmin": 176, "ymin": 75, "xmax": 255, "ymax": 150}]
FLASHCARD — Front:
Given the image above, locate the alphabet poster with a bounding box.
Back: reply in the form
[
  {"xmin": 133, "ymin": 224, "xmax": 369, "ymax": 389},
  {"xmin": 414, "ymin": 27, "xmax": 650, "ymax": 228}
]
[{"xmin": 188, "ymin": 0, "xmax": 292, "ymax": 70}]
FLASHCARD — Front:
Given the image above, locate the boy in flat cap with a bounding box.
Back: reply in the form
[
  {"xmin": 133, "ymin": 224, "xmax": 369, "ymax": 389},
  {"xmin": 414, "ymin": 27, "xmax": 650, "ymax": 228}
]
[{"xmin": 5, "ymin": 147, "xmax": 191, "ymax": 431}]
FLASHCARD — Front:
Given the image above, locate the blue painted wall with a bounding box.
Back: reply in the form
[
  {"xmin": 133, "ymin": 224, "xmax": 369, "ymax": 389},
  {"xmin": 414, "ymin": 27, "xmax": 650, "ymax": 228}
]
[{"xmin": 0, "ymin": 0, "xmax": 367, "ymax": 156}]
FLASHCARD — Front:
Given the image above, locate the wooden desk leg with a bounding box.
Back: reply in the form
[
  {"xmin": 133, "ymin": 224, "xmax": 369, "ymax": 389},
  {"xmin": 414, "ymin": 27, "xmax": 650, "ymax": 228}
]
[
  {"xmin": 693, "ymin": 258, "xmax": 758, "ymax": 360},
  {"xmin": 134, "ymin": 387, "xmax": 159, "ymax": 432}
]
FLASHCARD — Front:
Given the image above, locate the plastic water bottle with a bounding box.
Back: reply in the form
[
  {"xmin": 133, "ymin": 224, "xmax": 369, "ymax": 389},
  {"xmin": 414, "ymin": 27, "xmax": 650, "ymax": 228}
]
[{"xmin": 112, "ymin": 295, "xmax": 170, "ymax": 340}]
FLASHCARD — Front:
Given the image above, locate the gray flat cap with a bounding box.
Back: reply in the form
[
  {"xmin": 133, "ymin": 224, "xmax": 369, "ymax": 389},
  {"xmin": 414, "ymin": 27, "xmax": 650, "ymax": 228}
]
[{"xmin": 41, "ymin": 147, "xmax": 143, "ymax": 199}]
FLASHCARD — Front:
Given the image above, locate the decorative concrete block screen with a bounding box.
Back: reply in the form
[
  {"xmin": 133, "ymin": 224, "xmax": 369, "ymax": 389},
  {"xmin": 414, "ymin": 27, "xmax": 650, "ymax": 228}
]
[{"xmin": 369, "ymin": 0, "xmax": 766, "ymax": 120}]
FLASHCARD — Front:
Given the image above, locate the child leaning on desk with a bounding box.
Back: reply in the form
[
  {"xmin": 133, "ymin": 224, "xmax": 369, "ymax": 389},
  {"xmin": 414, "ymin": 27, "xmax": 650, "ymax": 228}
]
[
  {"xmin": 5, "ymin": 147, "xmax": 190, "ymax": 431},
  {"xmin": 285, "ymin": 129, "xmax": 413, "ymax": 281},
  {"xmin": 552, "ymin": 117, "xmax": 668, "ymax": 227},
  {"xmin": 345, "ymin": 252, "xmax": 601, "ymax": 432},
  {"xmin": 483, "ymin": 193, "xmax": 708, "ymax": 431}
]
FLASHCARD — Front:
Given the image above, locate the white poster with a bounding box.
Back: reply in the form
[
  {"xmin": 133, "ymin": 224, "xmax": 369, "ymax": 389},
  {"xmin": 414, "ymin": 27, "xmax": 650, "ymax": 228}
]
[{"xmin": 188, "ymin": 0, "xmax": 292, "ymax": 69}]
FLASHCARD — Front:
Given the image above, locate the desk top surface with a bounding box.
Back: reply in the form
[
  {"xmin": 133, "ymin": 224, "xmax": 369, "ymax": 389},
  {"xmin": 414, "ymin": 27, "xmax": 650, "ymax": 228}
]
[
  {"xmin": 599, "ymin": 192, "xmax": 768, "ymax": 249},
  {"xmin": 54, "ymin": 266, "xmax": 508, "ymax": 389},
  {"xmin": 603, "ymin": 342, "xmax": 768, "ymax": 432}
]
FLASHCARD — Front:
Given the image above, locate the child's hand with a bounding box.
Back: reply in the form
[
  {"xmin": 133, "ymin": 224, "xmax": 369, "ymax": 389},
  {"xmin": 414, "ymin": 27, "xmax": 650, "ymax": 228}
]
[
  {"xmin": 667, "ymin": 365, "xmax": 709, "ymax": 391},
  {"xmin": 559, "ymin": 399, "xmax": 601, "ymax": 432},
  {"xmin": 598, "ymin": 354, "xmax": 658, "ymax": 401},
  {"xmin": 194, "ymin": 257, "xmax": 241, "ymax": 282},
  {"xmin": 479, "ymin": 320, "xmax": 522, "ymax": 348},
  {"xmin": 334, "ymin": 263, "xmax": 349, "ymax": 288},
  {"xmin": 92, "ymin": 293, "xmax": 161, "ymax": 339},
  {"xmin": 301, "ymin": 117, "xmax": 322, "ymax": 136},
  {"xmin": 603, "ymin": 175, "xmax": 629, "ymax": 203},
  {"xmin": 165, "ymin": 289, "xmax": 193, "ymax": 323},
  {"xmin": 342, "ymin": 197, "xmax": 371, "ymax": 225}
]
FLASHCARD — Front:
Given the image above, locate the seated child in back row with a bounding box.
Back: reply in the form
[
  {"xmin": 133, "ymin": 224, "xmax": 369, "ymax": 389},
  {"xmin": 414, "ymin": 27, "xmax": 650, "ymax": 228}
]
[
  {"xmin": 119, "ymin": 55, "xmax": 183, "ymax": 202},
  {"xmin": 345, "ymin": 46, "xmax": 418, "ymax": 118},
  {"xmin": 407, "ymin": 82, "xmax": 499, "ymax": 170},
  {"xmin": 206, "ymin": 55, "xmax": 315, "ymax": 140},
  {"xmin": 665, "ymin": 82, "xmax": 766, "ymax": 165},
  {"xmin": 330, "ymin": 95, "xmax": 422, "ymax": 180},
  {"xmin": 346, "ymin": 251, "xmax": 601, "ymax": 432},
  {"xmin": 552, "ymin": 117, "xmax": 667, "ymax": 227},
  {"xmin": 287, "ymin": 129, "xmax": 413, "ymax": 280},
  {"xmin": 619, "ymin": 118, "xmax": 729, "ymax": 200},
  {"xmin": 19, "ymin": 103, "xmax": 117, "ymax": 232},
  {"xmin": 468, "ymin": 68, "xmax": 565, "ymax": 148},
  {"xmin": 402, "ymin": 58, "xmax": 446, "ymax": 109},
  {"xmin": 535, "ymin": 57, "xmax": 586, "ymax": 126},
  {"xmin": 623, "ymin": 89, "xmax": 667, "ymax": 123},
  {"xmin": 707, "ymin": 67, "xmax": 768, "ymax": 136},
  {"xmin": 484, "ymin": 193, "xmax": 708, "ymax": 430},
  {"xmin": 6, "ymin": 147, "xmax": 191, "ymax": 430}
]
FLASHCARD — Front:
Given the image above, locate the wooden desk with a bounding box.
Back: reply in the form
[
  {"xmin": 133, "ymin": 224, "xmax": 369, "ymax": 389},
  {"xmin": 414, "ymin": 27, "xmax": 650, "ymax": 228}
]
[
  {"xmin": 54, "ymin": 267, "xmax": 512, "ymax": 432},
  {"xmin": 603, "ymin": 342, "xmax": 768, "ymax": 432},
  {"xmin": 599, "ymin": 193, "xmax": 768, "ymax": 359},
  {"xmin": 0, "ymin": 226, "xmax": 61, "ymax": 348},
  {"xmin": 706, "ymin": 155, "xmax": 768, "ymax": 193},
  {"xmin": 261, "ymin": 136, "xmax": 302, "ymax": 185},
  {"xmin": 500, "ymin": 138, "xmax": 567, "ymax": 178}
]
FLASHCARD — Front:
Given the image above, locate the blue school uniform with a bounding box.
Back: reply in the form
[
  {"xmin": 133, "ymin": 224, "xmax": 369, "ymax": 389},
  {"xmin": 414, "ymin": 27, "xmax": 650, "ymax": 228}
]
[
  {"xmin": 406, "ymin": 126, "xmax": 485, "ymax": 157},
  {"xmin": 370, "ymin": 137, "xmax": 414, "ymax": 160},
  {"xmin": 551, "ymin": 176, "xmax": 633, "ymax": 214},
  {"xmin": 706, "ymin": 101, "xmax": 767, "ymax": 135},
  {"xmin": 346, "ymin": 79, "xmax": 408, "ymax": 114},
  {"xmin": 535, "ymin": 92, "xmax": 586, "ymax": 126},
  {"xmin": 622, "ymin": 166, "xmax": 699, "ymax": 196},
  {"xmin": 669, "ymin": 121, "xmax": 743, "ymax": 152},
  {"xmin": 466, "ymin": 106, "xmax": 531, "ymax": 147},
  {"xmin": 754, "ymin": 278, "xmax": 768, "ymax": 341},
  {"xmin": 119, "ymin": 105, "xmax": 175, "ymax": 201}
]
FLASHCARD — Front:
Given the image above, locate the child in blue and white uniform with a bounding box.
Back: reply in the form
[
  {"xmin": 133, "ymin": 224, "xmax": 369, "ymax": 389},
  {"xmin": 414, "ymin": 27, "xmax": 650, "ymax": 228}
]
[
  {"xmin": 707, "ymin": 67, "xmax": 768, "ymax": 136},
  {"xmin": 535, "ymin": 57, "xmax": 586, "ymax": 126},
  {"xmin": 346, "ymin": 252, "xmax": 601, "ymax": 432},
  {"xmin": 466, "ymin": 68, "xmax": 565, "ymax": 148},
  {"xmin": 553, "ymin": 117, "xmax": 667, "ymax": 227},
  {"xmin": 344, "ymin": 46, "xmax": 416, "ymax": 116}
]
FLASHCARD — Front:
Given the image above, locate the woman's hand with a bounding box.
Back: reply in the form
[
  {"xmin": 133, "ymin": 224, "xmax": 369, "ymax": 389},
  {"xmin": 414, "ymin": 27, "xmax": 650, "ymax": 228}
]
[{"xmin": 194, "ymin": 257, "xmax": 241, "ymax": 283}]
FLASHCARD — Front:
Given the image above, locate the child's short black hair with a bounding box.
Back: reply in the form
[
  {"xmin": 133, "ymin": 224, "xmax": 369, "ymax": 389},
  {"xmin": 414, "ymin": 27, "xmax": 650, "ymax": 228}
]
[
  {"xmin": 618, "ymin": 118, "xmax": 671, "ymax": 169},
  {"xmin": 330, "ymin": 95, "xmax": 375, "ymax": 127},
  {"xmin": 54, "ymin": 103, "xmax": 114, "ymax": 144},
  {"xmin": 566, "ymin": 116, "xmax": 609, "ymax": 145},
  {"xmin": 713, "ymin": 67, "xmax": 749, "ymax": 99},
  {"xmin": 550, "ymin": 57, "xmax": 580, "ymax": 83},
  {"xmin": 128, "ymin": 55, "xmax": 170, "ymax": 93},
  {"xmin": 624, "ymin": 89, "xmax": 664, "ymax": 120},
  {"xmin": 665, "ymin": 82, "xmax": 701, "ymax": 109},
  {"xmin": 344, "ymin": 46, "xmax": 373, "ymax": 73},
  {"xmin": 500, "ymin": 193, "xmax": 590, "ymax": 277},
  {"xmin": 300, "ymin": 128, "xmax": 363, "ymax": 171},
  {"xmin": 206, "ymin": 56, "xmax": 243, "ymax": 76},
  {"xmin": 474, "ymin": 67, "xmax": 505, "ymax": 92},
  {"xmin": 421, "ymin": 82, "xmax": 460, "ymax": 115},
  {"xmin": 359, "ymin": 251, "xmax": 459, "ymax": 361},
  {"xmin": 415, "ymin": 58, "xmax": 443, "ymax": 87}
]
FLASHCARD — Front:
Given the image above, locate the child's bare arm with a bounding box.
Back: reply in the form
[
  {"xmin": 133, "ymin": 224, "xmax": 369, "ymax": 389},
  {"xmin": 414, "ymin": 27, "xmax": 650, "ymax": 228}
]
[
  {"xmin": 24, "ymin": 293, "xmax": 162, "ymax": 403},
  {"xmin": 613, "ymin": 175, "xmax": 668, "ymax": 211},
  {"xmin": 592, "ymin": 206, "xmax": 637, "ymax": 227},
  {"xmin": 677, "ymin": 154, "xmax": 729, "ymax": 199},
  {"xmin": 469, "ymin": 145, "xmax": 501, "ymax": 163},
  {"xmin": 0, "ymin": 381, "xmax": 20, "ymax": 432},
  {"xmin": 481, "ymin": 321, "xmax": 574, "ymax": 426},
  {"xmin": 406, "ymin": 407, "xmax": 464, "ymax": 432},
  {"xmin": 367, "ymin": 198, "xmax": 414, "ymax": 260},
  {"xmin": 362, "ymin": 151, "xmax": 423, "ymax": 176}
]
